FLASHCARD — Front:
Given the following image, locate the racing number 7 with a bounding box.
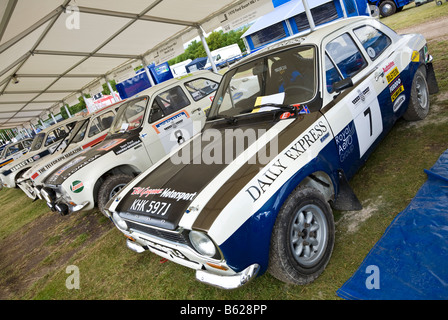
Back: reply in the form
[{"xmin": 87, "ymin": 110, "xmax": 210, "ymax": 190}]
[{"xmin": 364, "ymin": 107, "xmax": 373, "ymax": 136}]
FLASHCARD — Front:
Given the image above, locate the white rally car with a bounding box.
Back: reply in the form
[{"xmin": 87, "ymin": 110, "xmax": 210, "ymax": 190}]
[
  {"xmin": 40, "ymin": 71, "xmax": 222, "ymax": 215},
  {"xmin": 0, "ymin": 116, "xmax": 80, "ymax": 189},
  {"xmin": 0, "ymin": 138, "xmax": 33, "ymax": 170},
  {"xmin": 17, "ymin": 102, "xmax": 123, "ymax": 200},
  {"xmin": 105, "ymin": 17, "xmax": 438, "ymax": 289}
]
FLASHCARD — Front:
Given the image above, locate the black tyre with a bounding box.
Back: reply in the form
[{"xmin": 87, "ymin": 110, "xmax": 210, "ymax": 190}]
[
  {"xmin": 403, "ymin": 67, "xmax": 430, "ymax": 121},
  {"xmin": 379, "ymin": 0, "xmax": 397, "ymax": 17},
  {"xmin": 268, "ymin": 187, "xmax": 335, "ymax": 285},
  {"xmin": 97, "ymin": 174, "xmax": 133, "ymax": 214}
]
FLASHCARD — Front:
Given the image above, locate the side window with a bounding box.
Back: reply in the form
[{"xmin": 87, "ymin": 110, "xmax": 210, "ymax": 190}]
[
  {"xmin": 88, "ymin": 111, "xmax": 115, "ymax": 137},
  {"xmin": 45, "ymin": 128, "xmax": 66, "ymax": 147},
  {"xmin": 148, "ymin": 100, "xmax": 165, "ymax": 123},
  {"xmin": 184, "ymin": 78, "xmax": 219, "ymax": 102},
  {"xmin": 153, "ymin": 86, "xmax": 190, "ymax": 117},
  {"xmin": 353, "ymin": 25, "xmax": 392, "ymax": 61},
  {"xmin": 326, "ymin": 33, "xmax": 367, "ymax": 79},
  {"xmin": 23, "ymin": 140, "xmax": 32, "ymax": 148},
  {"xmin": 325, "ymin": 54, "xmax": 343, "ymax": 93}
]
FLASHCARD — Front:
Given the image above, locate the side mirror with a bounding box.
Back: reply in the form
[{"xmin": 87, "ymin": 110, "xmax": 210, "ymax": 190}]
[{"xmin": 332, "ymin": 77, "xmax": 353, "ymax": 93}]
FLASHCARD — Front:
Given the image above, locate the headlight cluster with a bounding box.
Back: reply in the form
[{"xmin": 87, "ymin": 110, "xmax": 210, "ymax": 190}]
[
  {"xmin": 113, "ymin": 212, "xmax": 128, "ymax": 231},
  {"xmin": 189, "ymin": 230, "xmax": 217, "ymax": 258},
  {"xmin": 40, "ymin": 187, "xmax": 56, "ymax": 203}
]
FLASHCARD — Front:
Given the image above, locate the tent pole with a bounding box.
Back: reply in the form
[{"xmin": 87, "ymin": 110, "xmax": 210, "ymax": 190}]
[
  {"xmin": 302, "ymin": 0, "xmax": 315, "ymax": 31},
  {"xmin": 197, "ymin": 26, "xmax": 218, "ymax": 73}
]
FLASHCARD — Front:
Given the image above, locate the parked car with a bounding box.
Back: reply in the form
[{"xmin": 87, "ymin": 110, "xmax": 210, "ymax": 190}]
[
  {"xmin": 104, "ymin": 16, "xmax": 438, "ymax": 289},
  {"xmin": 40, "ymin": 71, "xmax": 222, "ymax": 216},
  {"xmin": 0, "ymin": 117, "xmax": 80, "ymax": 189},
  {"xmin": 0, "ymin": 138, "xmax": 33, "ymax": 170},
  {"xmin": 17, "ymin": 101, "xmax": 123, "ymax": 200}
]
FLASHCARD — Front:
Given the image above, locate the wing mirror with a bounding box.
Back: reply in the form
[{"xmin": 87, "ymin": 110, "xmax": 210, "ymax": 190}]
[{"xmin": 332, "ymin": 77, "xmax": 353, "ymax": 93}]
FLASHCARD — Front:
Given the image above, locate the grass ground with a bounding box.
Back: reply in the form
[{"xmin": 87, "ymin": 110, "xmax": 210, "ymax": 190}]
[{"xmin": 0, "ymin": 2, "xmax": 447, "ymax": 301}]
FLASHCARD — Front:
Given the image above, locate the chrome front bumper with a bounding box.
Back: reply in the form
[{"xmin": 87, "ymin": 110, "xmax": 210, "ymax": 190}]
[{"xmin": 125, "ymin": 238, "xmax": 260, "ymax": 290}]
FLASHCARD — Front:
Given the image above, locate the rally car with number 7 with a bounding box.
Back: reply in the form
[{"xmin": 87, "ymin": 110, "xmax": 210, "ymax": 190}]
[{"xmin": 105, "ymin": 17, "xmax": 438, "ymax": 289}]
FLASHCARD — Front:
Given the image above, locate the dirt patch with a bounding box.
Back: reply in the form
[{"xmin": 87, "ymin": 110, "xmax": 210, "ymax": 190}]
[
  {"xmin": 0, "ymin": 209, "xmax": 112, "ymax": 299},
  {"xmin": 396, "ymin": 16, "xmax": 448, "ymax": 42},
  {"xmin": 336, "ymin": 197, "xmax": 384, "ymax": 233}
]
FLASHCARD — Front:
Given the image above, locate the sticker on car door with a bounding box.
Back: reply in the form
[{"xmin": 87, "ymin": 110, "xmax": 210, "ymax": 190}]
[{"xmin": 348, "ymin": 83, "xmax": 383, "ymax": 158}]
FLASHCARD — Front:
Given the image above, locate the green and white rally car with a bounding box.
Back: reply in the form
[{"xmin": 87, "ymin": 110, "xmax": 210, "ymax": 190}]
[
  {"xmin": 40, "ymin": 71, "xmax": 222, "ymax": 216},
  {"xmin": 0, "ymin": 116, "xmax": 80, "ymax": 189},
  {"xmin": 17, "ymin": 102, "xmax": 122, "ymax": 200},
  {"xmin": 105, "ymin": 17, "xmax": 438, "ymax": 289}
]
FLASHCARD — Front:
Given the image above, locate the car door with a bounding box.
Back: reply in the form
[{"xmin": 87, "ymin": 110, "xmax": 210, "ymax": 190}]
[
  {"xmin": 322, "ymin": 23, "xmax": 397, "ymax": 179},
  {"xmin": 143, "ymin": 78, "xmax": 218, "ymax": 163}
]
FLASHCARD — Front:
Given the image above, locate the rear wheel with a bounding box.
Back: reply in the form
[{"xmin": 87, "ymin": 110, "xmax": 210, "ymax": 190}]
[
  {"xmin": 97, "ymin": 174, "xmax": 133, "ymax": 214},
  {"xmin": 268, "ymin": 187, "xmax": 335, "ymax": 285},
  {"xmin": 403, "ymin": 67, "xmax": 430, "ymax": 121}
]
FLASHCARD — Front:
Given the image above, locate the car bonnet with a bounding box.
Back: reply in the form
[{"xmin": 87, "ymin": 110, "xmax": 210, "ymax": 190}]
[
  {"xmin": 114, "ymin": 110, "xmax": 324, "ymax": 232},
  {"xmin": 43, "ymin": 131, "xmax": 142, "ymax": 186}
]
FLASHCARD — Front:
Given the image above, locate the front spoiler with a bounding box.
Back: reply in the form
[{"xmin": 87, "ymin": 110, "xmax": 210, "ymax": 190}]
[{"xmin": 125, "ymin": 239, "xmax": 259, "ymax": 289}]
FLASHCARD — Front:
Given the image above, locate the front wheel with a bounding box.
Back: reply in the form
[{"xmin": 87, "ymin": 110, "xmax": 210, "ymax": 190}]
[
  {"xmin": 97, "ymin": 174, "xmax": 133, "ymax": 215},
  {"xmin": 403, "ymin": 67, "xmax": 430, "ymax": 121},
  {"xmin": 268, "ymin": 187, "xmax": 335, "ymax": 285}
]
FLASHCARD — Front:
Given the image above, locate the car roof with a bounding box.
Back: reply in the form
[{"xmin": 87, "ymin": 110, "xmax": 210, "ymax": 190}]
[
  {"xmin": 128, "ymin": 70, "xmax": 221, "ymax": 98},
  {"xmin": 235, "ymin": 16, "xmax": 379, "ymax": 64},
  {"xmin": 38, "ymin": 115, "xmax": 82, "ymax": 134}
]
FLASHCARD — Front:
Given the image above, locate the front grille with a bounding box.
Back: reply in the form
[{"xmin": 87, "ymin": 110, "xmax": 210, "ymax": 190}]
[{"xmin": 125, "ymin": 220, "xmax": 188, "ymax": 245}]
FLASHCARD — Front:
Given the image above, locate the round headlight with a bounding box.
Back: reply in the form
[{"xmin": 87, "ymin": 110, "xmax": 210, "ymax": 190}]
[
  {"xmin": 41, "ymin": 187, "xmax": 56, "ymax": 203},
  {"xmin": 189, "ymin": 230, "xmax": 216, "ymax": 258},
  {"xmin": 113, "ymin": 212, "xmax": 128, "ymax": 231}
]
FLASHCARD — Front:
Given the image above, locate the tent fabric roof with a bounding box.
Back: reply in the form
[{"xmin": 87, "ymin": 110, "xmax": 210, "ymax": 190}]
[{"xmin": 0, "ymin": 0, "xmax": 249, "ymax": 130}]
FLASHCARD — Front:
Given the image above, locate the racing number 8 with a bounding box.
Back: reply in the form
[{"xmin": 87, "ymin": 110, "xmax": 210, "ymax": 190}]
[{"xmin": 174, "ymin": 130, "xmax": 185, "ymax": 144}]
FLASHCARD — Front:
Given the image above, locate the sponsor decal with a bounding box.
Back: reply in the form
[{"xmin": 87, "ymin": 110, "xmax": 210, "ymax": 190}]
[
  {"xmin": 335, "ymin": 123, "xmax": 356, "ymax": 163},
  {"xmin": 54, "ymin": 156, "xmax": 86, "ymax": 176},
  {"xmin": 246, "ymin": 120, "xmax": 328, "ymax": 202},
  {"xmin": 411, "ymin": 51, "xmax": 420, "ymax": 63},
  {"xmin": 382, "ymin": 61, "xmax": 395, "ymax": 73},
  {"xmin": 131, "ymin": 187, "xmax": 164, "ymax": 197},
  {"xmin": 393, "ymin": 94, "xmax": 406, "ymax": 112},
  {"xmin": 280, "ymin": 112, "xmax": 293, "ymax": 120},
  {"xmin": 351, "ymin": 87, "xmax": 370, "ymax": 106},
  {"xmin": 389, "ymin": 76, "xmax": 404, "ymax": 102},
  {"xmin": 37, "ymin": 146, "xmax": 84, "ymax": 175},
  {"xmin": 152, "ymin": 111, "xmax": 190, "ymax": 134},
  {"xmin": 97, "ymin": 139, "xmax": 126, "ymax": 151},
  {"xmin": 386, "ymin": 67, "xmax": 400, "ymax": 84},
  {"xmin": 32, "ymin": 155, "xmax": 40, "ymax": 161},
  {"xmin": 70, "ymin": 180, "xmax": 84, "ymax": 193},
  {"xmin": 159, "ymin": 188, "xmax": 197, "ymax": 202},
  {"xmin": 113, "ymin": 138, "xmax": 142, "ymax": 155}
]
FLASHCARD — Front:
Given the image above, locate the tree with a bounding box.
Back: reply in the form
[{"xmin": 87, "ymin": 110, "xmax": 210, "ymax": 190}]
[{"xmin": 168, "ymin": 26, "xmax": 248, "ymax": 66}]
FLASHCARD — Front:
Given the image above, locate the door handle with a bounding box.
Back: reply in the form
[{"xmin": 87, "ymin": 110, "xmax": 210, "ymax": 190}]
[
  {"xmin": 192, "ymin": 107, "xmax": 202, "ymax": 114},
  {"xmin": 375, "ymin": 71, "xmax": 385, "ymax": 82}
]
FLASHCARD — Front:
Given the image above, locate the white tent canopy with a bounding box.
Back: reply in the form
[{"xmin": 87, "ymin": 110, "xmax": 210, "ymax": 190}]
[{"xmin": 0, "ymin": 0, "xmax": 276, "ymax": 131}]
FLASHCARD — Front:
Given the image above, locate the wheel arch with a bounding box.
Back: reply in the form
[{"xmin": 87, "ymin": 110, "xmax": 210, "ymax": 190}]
[{"xmin": 92, "ymin": 164, "xmax": 141, "ymax": 205}]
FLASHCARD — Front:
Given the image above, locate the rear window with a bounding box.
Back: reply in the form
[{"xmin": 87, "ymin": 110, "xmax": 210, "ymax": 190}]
[{"xmin": 354, "ymin": 25, "xmax": 391, "ymax": 61}]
